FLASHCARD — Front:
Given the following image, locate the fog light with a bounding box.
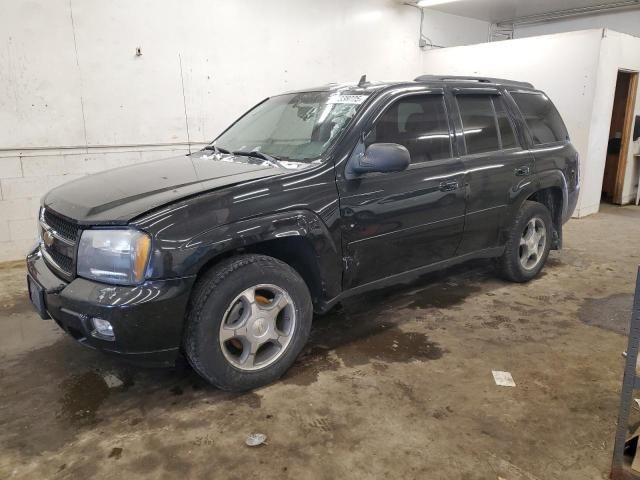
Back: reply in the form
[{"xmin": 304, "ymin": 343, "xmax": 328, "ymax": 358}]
[{"xmin": 91, "ymin": 318, "xmax": 115, "ymax": 341}]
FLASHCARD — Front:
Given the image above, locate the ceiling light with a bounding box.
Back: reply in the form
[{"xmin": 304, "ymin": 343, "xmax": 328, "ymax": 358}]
[{"xmin": 417, "ymin": 0, "xmax": 465, "ymax": 7}]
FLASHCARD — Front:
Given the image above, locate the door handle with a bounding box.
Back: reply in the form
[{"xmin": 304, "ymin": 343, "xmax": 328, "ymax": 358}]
[
  {"xmin": 439, "ymin": 180, "xmax": 458, "ymax": 192},
  {"xmin": 514, "ymin": 166, "xmax": 531, "ymax": 177}
]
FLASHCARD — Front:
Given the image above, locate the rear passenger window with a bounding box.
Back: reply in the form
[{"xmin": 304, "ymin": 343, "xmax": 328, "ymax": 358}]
[
  {"xmin": 492, "ymin": 96, "xmax": 518, "ymax": 149},
  {"xmin": 456, "ymin": 95, "xmax": 500, "ymax": 154},
  {"xmin": 368, "ymin": 95, "xmax": 452, "ymax": 164},
  {"xmin": 510, "ymin": 91, "xmax": 568, "ymax": 145}
]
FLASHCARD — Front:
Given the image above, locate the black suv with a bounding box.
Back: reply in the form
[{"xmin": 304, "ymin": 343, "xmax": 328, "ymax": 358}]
[{"xmin": 27, "ymin": 76, "xmax": 579, "ymax": 390}]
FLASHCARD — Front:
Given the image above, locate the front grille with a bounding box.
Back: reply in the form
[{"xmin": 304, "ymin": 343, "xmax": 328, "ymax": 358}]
[
  {"xmin": 43, "ymin": 209, "xmax": 78, "ymax": 242},
  {"xmin": 46, "ymin": 246, "xmax": 74, "ymax": 274},
  {"xmin": 41, "ymin": 208, "xmax": 80, "ymax": 278}
]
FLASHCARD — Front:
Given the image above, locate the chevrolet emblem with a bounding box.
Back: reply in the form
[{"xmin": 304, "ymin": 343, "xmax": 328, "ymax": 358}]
[{"xmin": 43, "ymin": 229, "xmax": 55, "ymax": 248}]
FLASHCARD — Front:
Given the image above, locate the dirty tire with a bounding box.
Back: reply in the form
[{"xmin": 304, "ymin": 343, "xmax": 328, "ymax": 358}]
[
  {"xmin": 184, "ymin": 254, "xmax": 312, "ymax": 391},
  {"xmin": 497, "ymin": 200, "xmax": 553, "ymax": 283}
]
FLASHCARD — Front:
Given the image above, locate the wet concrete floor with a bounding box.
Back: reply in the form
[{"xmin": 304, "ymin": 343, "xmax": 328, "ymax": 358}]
[{"xmin": 1, "ymin": 203, "xmax": 639, "ymax": 479}]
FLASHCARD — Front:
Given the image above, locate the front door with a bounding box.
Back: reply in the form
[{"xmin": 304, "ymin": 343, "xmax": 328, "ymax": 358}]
[{"xmin": 337, "ymin": 91, "xmax": 466, "ymax": 289}]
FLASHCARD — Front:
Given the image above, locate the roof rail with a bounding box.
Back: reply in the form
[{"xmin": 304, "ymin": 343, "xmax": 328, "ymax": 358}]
[{"xmin": 414, "ymin": 75, "xmax": 534, "ymax": 89}]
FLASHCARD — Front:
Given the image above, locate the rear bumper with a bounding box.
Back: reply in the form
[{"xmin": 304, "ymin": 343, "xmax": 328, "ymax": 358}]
[{"xmin": 26, "ymin": 248, "xmax": 196, "ymax": 366}]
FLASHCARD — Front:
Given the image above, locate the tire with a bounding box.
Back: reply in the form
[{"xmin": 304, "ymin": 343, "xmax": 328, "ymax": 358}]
[
  {"xmin": 497, "ymin": 200, "xmax": 553, "ymax": 283},
  {"xmin": 184, "ymin": 254, "xmax": 313, "ymax": 391}
]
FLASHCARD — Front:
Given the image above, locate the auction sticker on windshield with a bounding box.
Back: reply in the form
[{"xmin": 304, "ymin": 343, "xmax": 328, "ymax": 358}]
[{"xmin": 327, "ymin": 95, "xmax": 368, "ymax": 105}]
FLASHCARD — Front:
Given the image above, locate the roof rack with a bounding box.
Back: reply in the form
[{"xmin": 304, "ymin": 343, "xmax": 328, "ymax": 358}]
[{"xmin": 414, "ymin": 75, "xmax": 534, "ymax": 89}]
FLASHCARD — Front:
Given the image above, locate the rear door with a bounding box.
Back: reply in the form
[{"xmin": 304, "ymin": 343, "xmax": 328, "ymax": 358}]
[
  {"xmin": 450, "ymin": 88, "xmax": 534, "ymax": 254},
  {"xmin": 338, "ymin": 89, "xmax": 466, "ymax": 289}
]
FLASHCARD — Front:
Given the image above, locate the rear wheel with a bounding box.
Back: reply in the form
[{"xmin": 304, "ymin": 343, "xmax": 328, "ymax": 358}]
[
  {"xmin": 497, "ymin": 201, "xmax": 552, "ymax": 283},
  {"xmin": 184, "ymin": 254, "xmax": 312, "ymax": 391}
]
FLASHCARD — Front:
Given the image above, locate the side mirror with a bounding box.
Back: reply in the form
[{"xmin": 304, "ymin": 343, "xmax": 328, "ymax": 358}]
[{"xmin": 351, "ymin": 143, "xmax": 410, "ymax": 175}]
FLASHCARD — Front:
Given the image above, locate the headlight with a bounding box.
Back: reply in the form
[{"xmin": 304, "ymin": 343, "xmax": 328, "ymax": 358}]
[{"xmin": 77, "ymin": 229, "xmax": 152, "ymax": 285}]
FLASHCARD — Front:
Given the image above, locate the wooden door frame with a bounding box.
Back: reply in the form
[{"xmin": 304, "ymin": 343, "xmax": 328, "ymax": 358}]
[{"xmin": 613, "ymin": 70, "xmax": 639, "ymax": 204}]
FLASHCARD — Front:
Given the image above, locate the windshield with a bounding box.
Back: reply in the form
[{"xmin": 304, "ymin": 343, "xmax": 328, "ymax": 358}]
[{"xmin": 213, "ymin": 91, "xmax": 371, "ymax": 162}]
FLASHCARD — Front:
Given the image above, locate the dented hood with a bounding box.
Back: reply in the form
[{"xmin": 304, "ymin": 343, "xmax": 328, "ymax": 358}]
[{"xmin": 43, "ymin": 153, "xmax": 288, "ymax": 224}]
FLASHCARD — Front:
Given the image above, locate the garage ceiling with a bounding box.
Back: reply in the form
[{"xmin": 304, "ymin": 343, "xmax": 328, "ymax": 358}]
[{"xmin": 409, "ymin": 0, "xmax": 640, "ymax": 23}]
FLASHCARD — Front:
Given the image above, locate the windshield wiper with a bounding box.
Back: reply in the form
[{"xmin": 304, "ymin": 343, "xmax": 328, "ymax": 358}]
[
  {"xmin": 232, "ymin": 150, "xmax": 287, "ymax": 169},
  {"xmin": 202, "ymin": 144, "xmax": 231, "ymax": 155},
  {"xmin": 201, "ymin": 146, "xmax": 292, "ymax": 169}
]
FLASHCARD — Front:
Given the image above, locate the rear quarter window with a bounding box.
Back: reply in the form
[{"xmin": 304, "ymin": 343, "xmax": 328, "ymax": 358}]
[{"xmin": 510, "ymin": 91, "xmax": 568, "ymax": 145}]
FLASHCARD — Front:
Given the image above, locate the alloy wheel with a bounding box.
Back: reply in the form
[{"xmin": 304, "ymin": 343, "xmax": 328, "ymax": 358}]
[
  {"xmin": 518, "ymin": 216, "xmax": 547, "ymax": 271},
  {"xmin": 219, "ymin": 284, "xmax": 296, "ymax": 371}
]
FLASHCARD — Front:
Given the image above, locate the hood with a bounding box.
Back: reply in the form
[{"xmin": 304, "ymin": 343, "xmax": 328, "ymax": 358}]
[{"xmin": 44, "ymin": 153, "xmax": 290, "ymax": 224}]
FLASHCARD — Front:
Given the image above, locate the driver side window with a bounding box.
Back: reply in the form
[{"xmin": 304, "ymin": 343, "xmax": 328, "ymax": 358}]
[{"xmin": 366, "ymin": 94, "xmax": 452, "ymax": 164}]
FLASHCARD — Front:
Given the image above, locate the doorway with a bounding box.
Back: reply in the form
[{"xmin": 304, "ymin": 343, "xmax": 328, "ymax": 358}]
[{"xmin": 602, "ymin": 70, "xmax": 638, "ymax": 204}]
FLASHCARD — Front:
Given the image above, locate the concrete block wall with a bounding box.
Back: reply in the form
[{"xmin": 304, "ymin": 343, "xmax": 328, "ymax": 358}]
[
  {"xmin": 0, "ymin": 0, "xmax": 491, "ymax": 262},
  {"xmin": 0, "ymin": 146, "xmax": 192, "ymax": 262}
]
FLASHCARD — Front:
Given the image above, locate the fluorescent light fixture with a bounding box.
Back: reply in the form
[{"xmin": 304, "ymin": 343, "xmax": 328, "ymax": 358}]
[{"xmin": 417, "ymin": 0, "xmax": 464, "ymax": 7}]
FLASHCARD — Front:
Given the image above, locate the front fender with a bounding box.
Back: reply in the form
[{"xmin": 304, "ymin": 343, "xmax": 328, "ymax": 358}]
[{"xmin": 141, "ymin": 209, "xmax": 342, "ymax": 299}]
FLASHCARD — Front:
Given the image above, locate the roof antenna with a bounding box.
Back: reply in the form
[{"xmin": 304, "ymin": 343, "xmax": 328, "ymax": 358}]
[{"xmin": 358, "ymin": 74, "xmax": 367, "ymax": 87}]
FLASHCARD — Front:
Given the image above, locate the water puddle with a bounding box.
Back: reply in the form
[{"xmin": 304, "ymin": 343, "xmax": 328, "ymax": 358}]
[
  {"xmin": 335, "ymin": 323, "xmax": 443, "ymax": 368},
  {"xmin": 58, "ymin": 369, "xmax": 133, "ymax": 425},
  {"xmin": 282, "ymin": 265, "xmax": 490, "ymax": 385},
  {"xmin": 284, "ymin": 321, "xmax": 444, "ymax": 385},
  {"xmin": 578, "ymin": 293, "xmax": 633, "ymax": 335}
]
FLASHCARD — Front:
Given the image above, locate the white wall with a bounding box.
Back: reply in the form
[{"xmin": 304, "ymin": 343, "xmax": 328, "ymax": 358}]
[
  {"xmin": 421, "ymin": 8, "xmax": 490, "ymax": 47},
  {"xmin": 0, "ymin": 0, "xmax": 490, "ymax": 262},
  {"xmin": 588, "ymin": 30, "xmax": 640, "ymax": 209},
  {"xmin": 627, "ymin": 89, "xmax": 640, "ymax": 205},
  {"xmin": 419, "ymin": 29, "xmax": 603, "ymax": 216},
  {"xmin": 514, "ymin": 11, "xmax": 640, "ymax": 212},
  {"xmin": 420, "ymin": 28, "xmax": 640, "ymax": 217},
  {"xmin": 514, "ymin": 9, "xmax": 640, "ymax": 39}
]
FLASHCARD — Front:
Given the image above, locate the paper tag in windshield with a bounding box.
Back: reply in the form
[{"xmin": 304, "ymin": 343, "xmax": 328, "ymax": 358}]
[{"xmin": 327, "ymin": 94, "xmax": 368, "ymax": 105}]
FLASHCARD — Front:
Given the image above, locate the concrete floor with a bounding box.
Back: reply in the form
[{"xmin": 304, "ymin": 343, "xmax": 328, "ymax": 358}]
[{"xmin": 1, "ymin": 204, "xmax": 639, "ymax": 480}]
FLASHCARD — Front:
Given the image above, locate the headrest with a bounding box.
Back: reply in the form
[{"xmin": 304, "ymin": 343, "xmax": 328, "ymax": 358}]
[{"xmin": 405, "ymin": 113, "xmax": 430, "ymax": 133}]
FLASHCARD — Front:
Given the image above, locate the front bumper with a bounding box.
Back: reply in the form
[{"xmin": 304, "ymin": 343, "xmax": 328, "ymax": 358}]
[{"xmin": 26, "ymin": 248, "xmax": 196, "ymax": 366}]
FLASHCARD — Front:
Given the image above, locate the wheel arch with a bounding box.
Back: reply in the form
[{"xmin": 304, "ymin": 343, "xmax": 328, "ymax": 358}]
[
  {"xmin": 512, "ymin": 169, "xmax": 566, "ymax": 250},
  {"xmin": 185, "ymin": 210, "xmax": 342, "ymax": 308},
  {"xmin": 526, "ymin": 186, "xmax": 564, "ymax": 249},
  {"xmin": 502, "ymin": 170, "xmax": 566, "ymax": 250}
]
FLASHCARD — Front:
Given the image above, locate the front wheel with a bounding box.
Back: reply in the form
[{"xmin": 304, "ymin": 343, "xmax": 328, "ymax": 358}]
[
  {"xmin": 497, "ymin": 201, "xmax": 553, "ymax": 283},
  {"xmin": 184, "ymin": 254, "xmax": 313, "ymax": 391}
]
